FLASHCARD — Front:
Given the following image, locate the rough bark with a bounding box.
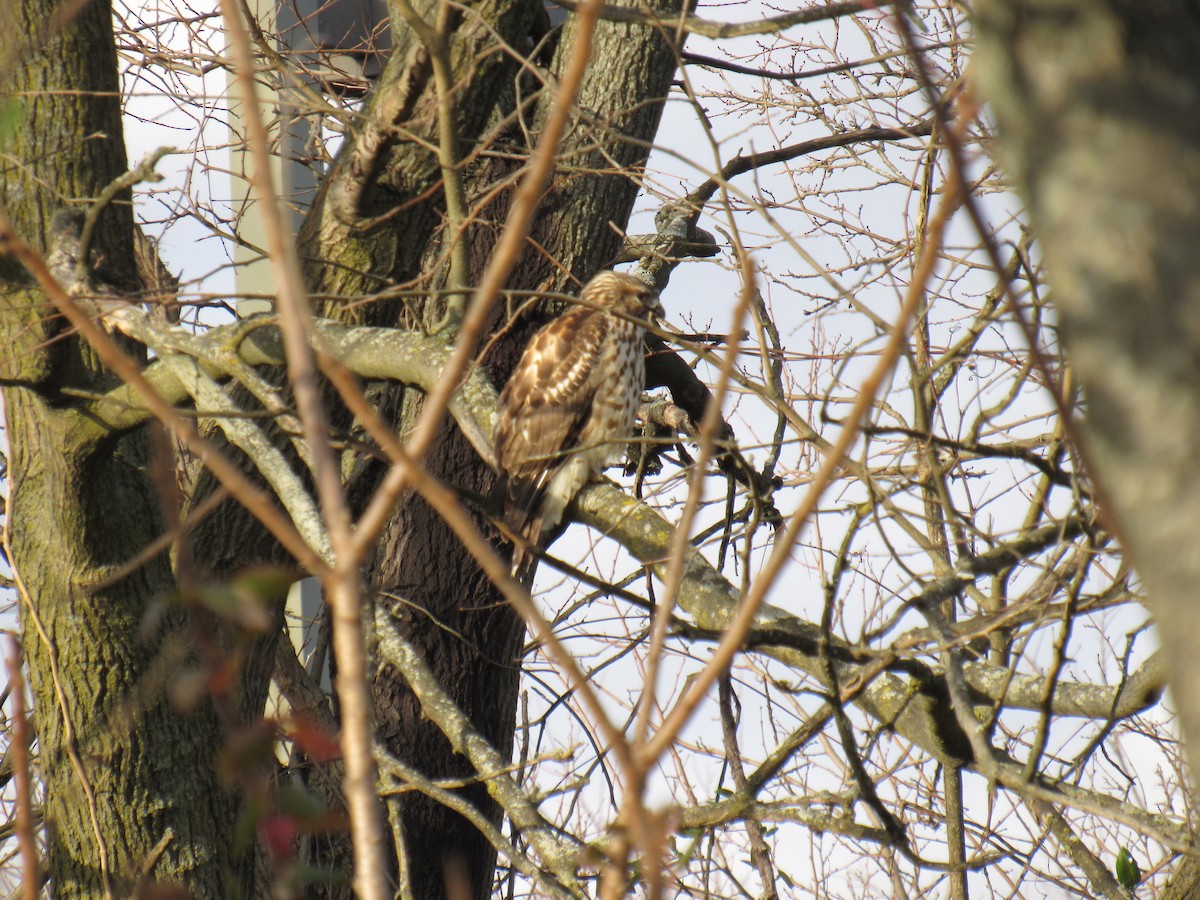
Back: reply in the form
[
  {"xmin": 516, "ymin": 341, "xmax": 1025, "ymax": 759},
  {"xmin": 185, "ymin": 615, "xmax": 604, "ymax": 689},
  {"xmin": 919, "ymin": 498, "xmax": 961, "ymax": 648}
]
[{"xmin": 0, "ymin": 0, "xmax": 236, "ymax": 894}]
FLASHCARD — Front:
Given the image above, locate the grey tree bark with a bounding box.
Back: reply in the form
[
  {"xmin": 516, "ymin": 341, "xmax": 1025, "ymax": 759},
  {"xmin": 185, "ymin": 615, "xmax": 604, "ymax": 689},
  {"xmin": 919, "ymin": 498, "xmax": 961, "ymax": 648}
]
[{"xmin": 970, "ymin": 0, "xmax": 1200, "ymax": 863}]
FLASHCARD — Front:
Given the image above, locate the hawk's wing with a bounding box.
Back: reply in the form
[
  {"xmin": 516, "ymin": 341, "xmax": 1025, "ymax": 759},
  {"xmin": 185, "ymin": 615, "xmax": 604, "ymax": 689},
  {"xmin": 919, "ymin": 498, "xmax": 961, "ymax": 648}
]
[{"xmin": 495, "ymin": 307, "xmax": 609, "ymax": 540}]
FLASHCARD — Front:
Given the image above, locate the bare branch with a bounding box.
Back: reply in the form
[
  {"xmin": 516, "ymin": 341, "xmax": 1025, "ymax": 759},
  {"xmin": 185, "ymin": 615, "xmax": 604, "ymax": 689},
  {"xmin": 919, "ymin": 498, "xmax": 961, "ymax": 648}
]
[{"xmin": 548, "ymin": 0, "xmax": 891, "ymax": 39}]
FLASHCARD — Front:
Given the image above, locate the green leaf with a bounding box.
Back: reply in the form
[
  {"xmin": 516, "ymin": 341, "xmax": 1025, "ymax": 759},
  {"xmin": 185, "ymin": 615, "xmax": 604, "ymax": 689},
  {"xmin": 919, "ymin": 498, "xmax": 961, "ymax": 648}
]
[
  {"xmin": 231, "ymin": 796, "xmax": 264, "ymax": 855},
  {"xmin": 277, "ymin": 783, "xmax": 328, "ymax": 824},
  {"xmin": 232, "ymin": 566, "xmax": 296, "ymax": 605},
  {"xmin": 0, "ymin": 99, "xmax": 23, "ymax": 147},
  {"xmin": 290, "ymin": 864, "xmax": 349, "ymax": 887},
  {"xmin": 676, "ymin": 828, "xmax": 704, "ymax": 867},
  {"xmin": 1115, "ymin": 846, "xmax": 1142, "ymax": 890},
  {"xmin": 190, "ymin": 566, "xmax": 294, "ymax": 632}
]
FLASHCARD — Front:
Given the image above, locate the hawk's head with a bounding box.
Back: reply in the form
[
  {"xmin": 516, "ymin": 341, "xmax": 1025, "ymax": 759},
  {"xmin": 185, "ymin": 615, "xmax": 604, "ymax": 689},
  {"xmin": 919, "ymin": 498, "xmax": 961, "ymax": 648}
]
[{"xmin": 582, "ymin": 270, "xmax": 662, "ymax": 324}]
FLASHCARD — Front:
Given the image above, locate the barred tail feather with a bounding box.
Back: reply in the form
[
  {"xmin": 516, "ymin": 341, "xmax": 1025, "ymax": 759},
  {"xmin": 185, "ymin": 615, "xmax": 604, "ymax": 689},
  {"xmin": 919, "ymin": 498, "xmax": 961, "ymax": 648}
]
[
  {"xmin": 509, "ymin": 512, "xmax": 544, "ymax": 585},
  {"xmin": 502, "ymin": 475, "xmax": 547, "ymax": 584},
  {"xmin": 511, "ymin": 533, "xmax": 540, "ymax": 585}
]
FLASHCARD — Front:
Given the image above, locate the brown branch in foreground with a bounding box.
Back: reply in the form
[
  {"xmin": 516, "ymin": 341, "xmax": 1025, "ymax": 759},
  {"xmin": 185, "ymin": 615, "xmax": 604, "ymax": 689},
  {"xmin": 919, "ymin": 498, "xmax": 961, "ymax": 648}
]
[
  {"xmin": 6, "ymin": 640, "xmax": 38, "ymax": 900},
  {"xmin": 215, "ymin": 0, "xmax": 386, "ymax": 891}
]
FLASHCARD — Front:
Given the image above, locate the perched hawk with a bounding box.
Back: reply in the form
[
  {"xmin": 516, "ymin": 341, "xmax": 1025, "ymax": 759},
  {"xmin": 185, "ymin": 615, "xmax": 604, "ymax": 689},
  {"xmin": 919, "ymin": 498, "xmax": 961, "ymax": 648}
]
[{"xmin": 495, "ymin": 271, "xmax": 662, "ymax": 580}]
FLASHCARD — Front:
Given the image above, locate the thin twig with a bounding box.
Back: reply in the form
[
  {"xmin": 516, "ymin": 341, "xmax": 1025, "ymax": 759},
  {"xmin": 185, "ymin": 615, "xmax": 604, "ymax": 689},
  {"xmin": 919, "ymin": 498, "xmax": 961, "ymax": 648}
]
[
  {"xmin": 378, "ymin": 752, "xmax": 577, "ymax": 899},
  {"xmin": 547, "ymin": 0, "xmax": 890, "ymax": 39},
  {"xmin": 86, "ymin": 487, "xmax": 230, "ymax": 593},
  {"xmin": 372, "ymin": 619, "xmax": 583, "ymax": 895},
  {"xmin": 390, "ymin": 0, "xmax": 471, "ymax": 330},
  {"xmin": 718, "ymin": 675, "xmax": 778, "ymax": 899},
  {"xmin": 132, "ymin": 828, "xmax": 176, "ymax": 899}
]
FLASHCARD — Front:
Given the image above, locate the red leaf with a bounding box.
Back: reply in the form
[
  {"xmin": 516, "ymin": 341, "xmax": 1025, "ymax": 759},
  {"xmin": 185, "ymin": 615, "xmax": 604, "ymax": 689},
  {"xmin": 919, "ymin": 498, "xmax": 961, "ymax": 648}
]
[
  {"xmin": 259, "ymin": 814, "xmax": 298, "ymax": 861},
  {"xmin": 288, "ymin": 715, "xmax": 342, "ymax": 764}
]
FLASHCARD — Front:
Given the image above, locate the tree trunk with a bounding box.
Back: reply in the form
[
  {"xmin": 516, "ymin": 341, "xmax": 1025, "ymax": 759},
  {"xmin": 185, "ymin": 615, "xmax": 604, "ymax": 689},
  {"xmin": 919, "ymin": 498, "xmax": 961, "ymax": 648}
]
[
  {"xmin": 971, "ymin": 0, "xmax": 1200, "ymax": 770},
  {"xmin": 0, "ymin": 0, "xmax": 236, "ymax": 894},
  {"xmin": 970, "ymin": 3, "xmax": 1200, "ymax": 890},
  {"xmin": 2, "ymin": 0, "xmax": 690, "ymax": 893}
]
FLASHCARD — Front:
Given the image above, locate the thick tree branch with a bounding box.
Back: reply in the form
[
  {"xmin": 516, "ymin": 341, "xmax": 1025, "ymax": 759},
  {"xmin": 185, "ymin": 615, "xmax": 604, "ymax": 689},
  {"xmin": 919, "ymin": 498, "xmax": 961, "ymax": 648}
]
[
  {"xmin": 89, "ymin": 309, "xmax": 1159, "ymax": 737},
  {"xmin": 88, "ymin": 311, "xmax": 499, "ymax": 466},
  {"xmin": 572, "ymin": 486, "xmax": 1160, "ymax": 761}
]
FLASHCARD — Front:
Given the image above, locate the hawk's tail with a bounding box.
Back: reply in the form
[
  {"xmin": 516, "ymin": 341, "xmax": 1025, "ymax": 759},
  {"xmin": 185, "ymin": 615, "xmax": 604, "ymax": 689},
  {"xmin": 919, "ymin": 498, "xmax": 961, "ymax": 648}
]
[
  {"xmin": 511, "ymin": 539, "xmax": 539, "ymax": 586},
  {"xmin": 497, "ymin": 475, "xmax": 545, "ymax": 585},
  {"xmin": 509, "ymin": 517, "xmax": 544, "ymax": 585}
]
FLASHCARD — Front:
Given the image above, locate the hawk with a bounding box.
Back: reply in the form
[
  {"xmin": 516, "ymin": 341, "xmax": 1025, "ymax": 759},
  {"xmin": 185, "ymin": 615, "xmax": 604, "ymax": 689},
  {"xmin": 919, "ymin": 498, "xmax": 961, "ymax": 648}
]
[{"xmin": 495, "ymin": 271, "xmax": 662, "ymax": 580}]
